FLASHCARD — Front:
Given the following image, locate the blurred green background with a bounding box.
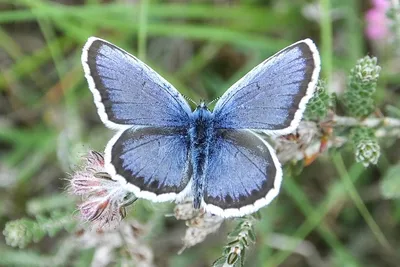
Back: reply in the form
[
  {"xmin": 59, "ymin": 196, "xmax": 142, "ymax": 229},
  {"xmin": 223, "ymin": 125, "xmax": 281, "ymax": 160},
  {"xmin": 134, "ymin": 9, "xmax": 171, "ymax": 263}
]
[{"xmin": 1, "ymin": 0, "xmax": 400, "ymax": 266}]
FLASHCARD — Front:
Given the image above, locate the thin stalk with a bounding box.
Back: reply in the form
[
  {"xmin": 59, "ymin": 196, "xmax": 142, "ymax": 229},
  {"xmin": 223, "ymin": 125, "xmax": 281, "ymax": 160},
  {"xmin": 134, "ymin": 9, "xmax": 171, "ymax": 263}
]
[
  {"xmin": 320, "ymin": 0, "xmax": 333, "ymax": 83},
  {"xmin": 138, "ymin": 0, "xmax": 150, "ymax": 61},
  {"xmin": 332, "ymin": 153, "xmax": 393, "ymax": 251}
]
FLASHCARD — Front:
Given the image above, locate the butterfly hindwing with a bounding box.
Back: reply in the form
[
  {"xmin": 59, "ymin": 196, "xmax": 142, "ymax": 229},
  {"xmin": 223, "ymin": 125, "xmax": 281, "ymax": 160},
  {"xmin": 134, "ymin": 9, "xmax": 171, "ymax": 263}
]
[
  {"xmin": 213, "ymin": 39, "xmax": 320, "ymax": 135},
  {"xmin": 82, "ymin": 37, "xmax": 192, "ymax": 130},
  {"xmin": 104, "ymin": 127, "xmax": 192, "ymax": 201},
  {"xmin": 203, "ymin": 129, "xmax": 282, "ymax": 217}
]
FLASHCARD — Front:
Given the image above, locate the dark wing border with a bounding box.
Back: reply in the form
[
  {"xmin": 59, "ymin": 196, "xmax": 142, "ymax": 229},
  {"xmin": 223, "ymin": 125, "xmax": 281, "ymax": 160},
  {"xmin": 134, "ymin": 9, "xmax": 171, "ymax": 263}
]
[
  {"xmin": 213, "ymin": 39, "xmax": 320, "ymax": 135},
  {"xmin": 81, "ymin": 36, "xmax": 191, "ymax": 130}
]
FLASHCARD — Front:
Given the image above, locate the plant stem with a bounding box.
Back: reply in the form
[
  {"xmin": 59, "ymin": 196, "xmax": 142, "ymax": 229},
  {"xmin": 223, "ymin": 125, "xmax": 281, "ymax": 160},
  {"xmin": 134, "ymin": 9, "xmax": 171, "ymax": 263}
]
[
  {"xmin": 138, "ymin": 0, "xmax": 149, "ymax": 61},
  {"xmin": 332, "ymin": 153, "xmax": 393, "ymax": 251},
  {"xmin": 333, "ymin": 115, "xmax": 400, "ymax": 128},
  {"xmin": 320, "ymin": 0, "xmax": 333, "ymax": 83}
]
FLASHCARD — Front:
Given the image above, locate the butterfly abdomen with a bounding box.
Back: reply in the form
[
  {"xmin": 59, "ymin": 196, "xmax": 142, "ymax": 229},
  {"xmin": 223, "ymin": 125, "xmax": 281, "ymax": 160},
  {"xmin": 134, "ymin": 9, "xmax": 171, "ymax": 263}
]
[{"xmin": 189, "ymin": 105, "xmax": 214, "ymax": 209}]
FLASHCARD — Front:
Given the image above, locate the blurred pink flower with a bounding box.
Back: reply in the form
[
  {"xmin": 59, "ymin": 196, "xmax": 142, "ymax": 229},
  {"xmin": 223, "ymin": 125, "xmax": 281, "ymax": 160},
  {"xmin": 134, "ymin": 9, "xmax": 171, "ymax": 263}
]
[
  {"xmin": 69, "ymin": 151, "xmax": 137, "ymax": 229},
  {"xmin": 365, "ymin": 0, "xmax": 390, "ymax": 40}
]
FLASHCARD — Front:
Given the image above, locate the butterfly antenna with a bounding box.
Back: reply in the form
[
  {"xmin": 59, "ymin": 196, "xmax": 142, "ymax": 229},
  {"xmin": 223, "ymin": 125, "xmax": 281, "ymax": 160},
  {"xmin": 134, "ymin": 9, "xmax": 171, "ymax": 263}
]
[
  {"xmin": 208, "ymin": 97, "xmax": 220, "ymax": 106},
  {"xmin": 182, "ymin": 94, "xmax": 198, "ymax": 106}
]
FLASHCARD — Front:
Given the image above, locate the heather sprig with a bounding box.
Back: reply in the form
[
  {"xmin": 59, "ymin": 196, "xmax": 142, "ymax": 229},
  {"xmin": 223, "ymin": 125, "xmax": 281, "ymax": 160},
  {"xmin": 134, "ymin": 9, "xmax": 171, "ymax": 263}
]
[
  {"xmin": 213, "ymin": 216, "xmax": 258, "ymax": 267},
  {"xmin": 3, "ymin": 210, "xmax": 76, "ymax": 248},
  {"xmin": 304, "ymin": 80, "xmax": 332, "ymax": 120},
  {"xmin": 365, "ymin": 0, "xmax": 390, "ymax": 40},
  {"xmin": 343, "ymin": 56, "xmax": 381, "ymax": 118},
  {"xmin": 351, "ymin": 127, "xmax": 381, "ymax": 167}
]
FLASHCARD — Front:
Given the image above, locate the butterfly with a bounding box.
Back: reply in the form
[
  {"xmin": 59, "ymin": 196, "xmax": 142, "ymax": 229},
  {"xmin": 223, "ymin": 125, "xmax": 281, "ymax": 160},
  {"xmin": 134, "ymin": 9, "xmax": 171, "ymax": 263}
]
[{"xmin": 81, "ymin": 37, "xmax": 320, "ymax": 218}]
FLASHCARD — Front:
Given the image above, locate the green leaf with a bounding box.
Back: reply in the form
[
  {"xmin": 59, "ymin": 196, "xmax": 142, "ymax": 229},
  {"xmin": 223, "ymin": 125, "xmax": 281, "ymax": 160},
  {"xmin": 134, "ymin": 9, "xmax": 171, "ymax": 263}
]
[
  {"xmin": 247, "ymin": 228, "xmax": 256, "ymax": 243},
  {"xmin": 0, "ymin": 248, "xmax": 52, "ymax": 267},
  {"xmin": 213, "ymin": 217, "xmax": 255, "ymax": 266},
  {"xmin": 380, "ymin": 164, "xmax": 400, "ymax": 199},
  {"xmin": 227, "ymin": 251, "xmax": 239, "ymax": 265},
  {"xmin": 27, "ymin": 194, "xmax": 75, "ymax": 216},
  {"xmin": 212, "ymin": 256, "xmax": 228, "ymax": 267}
]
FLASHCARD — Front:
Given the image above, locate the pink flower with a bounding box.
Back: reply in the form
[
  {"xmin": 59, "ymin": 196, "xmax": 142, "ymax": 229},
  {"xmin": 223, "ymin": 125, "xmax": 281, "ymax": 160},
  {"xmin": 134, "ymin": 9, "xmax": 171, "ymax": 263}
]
[
  {"xmin": 365, "ymin": 0, "xmax": 390, "ymax": 40},
  {"xmin": 69, "ymin": 151, "xmax": 137, "ymax": 229}
]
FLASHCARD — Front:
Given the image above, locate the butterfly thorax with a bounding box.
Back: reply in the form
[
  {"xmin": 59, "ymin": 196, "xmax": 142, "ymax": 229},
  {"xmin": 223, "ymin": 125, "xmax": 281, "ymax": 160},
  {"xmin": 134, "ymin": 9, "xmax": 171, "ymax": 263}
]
[{"xmin": 189, "ymin": 104, "xmax": 214, "ymax": 209}]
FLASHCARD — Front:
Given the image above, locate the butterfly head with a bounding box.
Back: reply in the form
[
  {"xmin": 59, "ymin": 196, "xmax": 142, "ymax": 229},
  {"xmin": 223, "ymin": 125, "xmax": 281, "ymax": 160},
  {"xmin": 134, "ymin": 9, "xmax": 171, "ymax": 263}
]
[
  {"xmin": 192, "ymin": 100, "xmax": 213, "ymax": 122},
  {"xmin": 196, "ymin": 100, "xmax": 209, "ymax": 111}
]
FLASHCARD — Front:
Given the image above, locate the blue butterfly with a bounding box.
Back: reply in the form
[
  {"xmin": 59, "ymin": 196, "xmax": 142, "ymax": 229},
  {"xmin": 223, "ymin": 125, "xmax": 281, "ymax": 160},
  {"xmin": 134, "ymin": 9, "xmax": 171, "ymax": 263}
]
[{"xmin": 81, "ymin": 37, "xmax": 320, "ymax": 218}]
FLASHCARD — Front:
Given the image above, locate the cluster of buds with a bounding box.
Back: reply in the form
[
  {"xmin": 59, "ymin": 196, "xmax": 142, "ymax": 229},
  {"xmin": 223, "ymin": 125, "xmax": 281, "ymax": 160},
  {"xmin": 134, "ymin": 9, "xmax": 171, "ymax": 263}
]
[
  {"xmin": 350, "ymin": 56, "xmax": 381, "ymax": 86},
  {"xmin": 304, "ymin": 80, "xmax": 332, "ymax": 121},
  {"xmin": 3, "ymin": 218, "xmax": 43, "ymax": 248},
  {"xmin": 351, "ymin": 127, "xmax": 381, "ymax": 167},
  {"xmin": 69, "ymin": 151, "xmax": 137, "ymax": 229},
  {"xmin": 344, "ymin": 56, "xmax": 381, "ymax": 117}
]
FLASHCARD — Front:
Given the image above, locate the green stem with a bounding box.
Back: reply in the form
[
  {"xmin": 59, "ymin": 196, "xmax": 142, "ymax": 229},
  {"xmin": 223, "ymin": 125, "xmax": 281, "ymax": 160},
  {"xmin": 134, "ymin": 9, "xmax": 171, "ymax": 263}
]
[
  {"xmin": 138, "ymin": 0, "xmax": 149, "ymax": 60},
  {"xmin": 332, "ymin": 153, "xmax": 393, "ymax": 251},
  {"xmin": 320, "ymin": 0, "xmax": 333, "ymax": 83}
]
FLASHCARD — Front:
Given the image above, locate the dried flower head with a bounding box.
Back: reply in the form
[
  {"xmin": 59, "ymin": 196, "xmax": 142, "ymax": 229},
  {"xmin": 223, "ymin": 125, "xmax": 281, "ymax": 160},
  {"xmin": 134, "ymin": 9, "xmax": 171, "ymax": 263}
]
[
  {"xmin": 69, "ymin": 151, "xmax": 137, "ymax": 229},
  {"xmin": 174, "ymin": 200, "xmax": 201, "ymax": 220},
  {"xmin": 78, "ymin": 220, "xmax": 155, "ymax": 267},
  {"xmin": 174, "ymin": 201, "xmax": 224, "ymax": 253},
  {"xmin": 274, "ymin": 121, "xmax": 320, "ymax": 163}
]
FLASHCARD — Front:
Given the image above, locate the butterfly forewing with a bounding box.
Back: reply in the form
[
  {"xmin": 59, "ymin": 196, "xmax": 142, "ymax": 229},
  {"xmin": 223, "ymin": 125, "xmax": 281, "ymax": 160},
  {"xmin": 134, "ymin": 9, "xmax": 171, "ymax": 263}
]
[
  {"xmin": 213, "ymin": 39, "xmax": 320, "ymax": 135},
  {"xmin": 82, "ymin": 37, "xmax": 192, "ymax": 130},
  {"xmin": 203, "ymin": 130, "xmax": 282, "ymax": 217}
]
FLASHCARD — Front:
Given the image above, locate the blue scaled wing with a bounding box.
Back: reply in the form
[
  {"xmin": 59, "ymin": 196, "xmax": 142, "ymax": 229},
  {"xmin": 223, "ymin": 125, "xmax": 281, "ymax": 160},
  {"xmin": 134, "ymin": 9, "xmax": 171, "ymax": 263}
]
[
  {"xmin": 203, "ymin": 129, "xmax": 282, "ymax": 217},
  {"xmin": 81, "ymin": 37, "xmax": 192, "ymax": 130},
  {"xmin": 213, "ymin": 39, "xmax": 320, "ymax": 135},
  {"xmin": 104, "ymin": 127, "xmax": 192, "ymax": 201}
]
